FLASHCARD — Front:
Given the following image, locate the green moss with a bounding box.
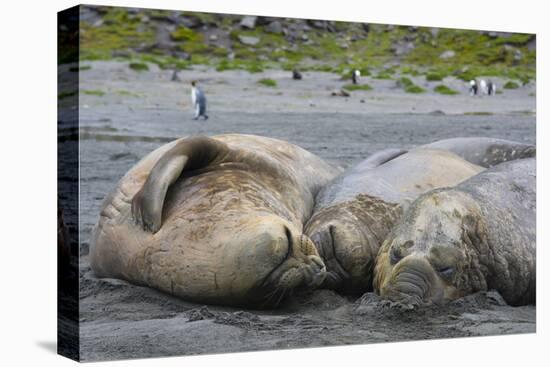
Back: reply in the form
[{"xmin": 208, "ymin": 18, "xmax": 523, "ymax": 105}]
[
  {"xmin": 400, "ymin": 65, "xmax": 420, "ymax": 76},
  {"xmin": 503, "ymin": 81, "xmax": 520, "ymax": 89},
  {"xmin": 116, "ymin": 90, "xmax": 141, "ymax": 97},
  {"xmin": 82, "ymin": 89, "xmax": 105, "ymax": 96},
  {"xmin": 216, "ymin": 59, "xmax": 265, "ymax": 73},
  {"xmin": 399, "ymin": 77, "xmax": 425, "ymax": 93},
  {"xmin": 405, "ymin": 85, "xmax": 426, "ymax": 93},
  {"xmin": 426, "ymin": 72, "xmax": 445, "ymax": 81},
  {"xmin": 374, "ymin": 72, "xmax": 393, "ymax": 80},
  {"xmin": 464, "ymin": 111, "xmax": 493, "ymax": 115},
  {"xmin": 433, "ymin": 85, "xmax": 459, "ymax": 95},
  {"xmin": 343, "ymin": 83, "xmax": 373, "ymax": 91},
  {"xmin": 170, "ymin": 26, "xmax": 203, "ymax": 42},
  {"xmin": 257, "ymin": 78, "xmax": 277, "ymax": 87},
  {"xmin": 178, "ymin": 42, "xmax": 209, "ymax": 54},
  {"xmin": 80, "ymin": 7, "xmax": 155, "ymax": 61},
  {"xmin": 129, "ymin": 62, "xmax": 149, "ymax": 71}
]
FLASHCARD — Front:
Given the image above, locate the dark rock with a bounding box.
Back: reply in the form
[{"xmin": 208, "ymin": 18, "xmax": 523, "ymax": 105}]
[
  {"xmin": 240, "ymin": 16, "xmax": 257, "ymax": 29},
  {"xmin": 181, "ymin": 16, "xmax": 203, "ymax": 28},
  {"xmin": 392, "ymin": 41, "xmax": 415, "ymax": 56},
  {"xmin": 238, "ymin": 35, "xmax": 260, "ymax": 46},
  {"xmin": 307, "ymin": 19, "xmax": 328, "ymax": 30},
  {"xmin": 292, "ymin": 69, "xmax": 303, "ymax": 80},
  {"xmin": 266, "ymin": 20, "xmax": 283, "ymax": 34},
  {"xmin": 362, "ymin": 23, "xmax": 370, "ymax": 33},
  {"xmin": 150, "ymin": 13, "xmax": 178, "ymax": 24},
  {"xmin": 256, "ymin": 16, "xmax": 276, "ymax": 26},
  {"xmin": 172, "ymin": 50, "xmax": 190, "ymax": 60}
]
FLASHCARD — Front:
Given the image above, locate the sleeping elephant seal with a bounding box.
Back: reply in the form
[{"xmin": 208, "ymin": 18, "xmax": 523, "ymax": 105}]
[
  {"xmin": 374, "ymin": 158, "xmax": 535, "ymax": 306},
  {"xmin": 421, "ymin": 137, "xmax": 535, "ymax": 168},
  {"xmin": 304, "ymin": 149, "xmax": 484, "ymax": 294},
  {"xmin": 90, "ymin": 134, "xmax": 340, "ymax": 307}
]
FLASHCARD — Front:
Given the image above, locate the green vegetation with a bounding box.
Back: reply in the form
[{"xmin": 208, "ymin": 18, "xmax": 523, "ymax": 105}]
[
  {"xmin": 257, "ymin": 78, "xmax": 277, "ymax": 87},
  {"xmin": 129, "ymin": 62, "xmax": 149, "ymax": 71},
  {"xmin": 170, "ymin": 26, "xmax": 202, "ymax": 42},
  {"xmin": 399, "ymin": 77, "xmax": 426, "ymax": 93},
  {"xmin": 216, "ymin": 59, "xmax": 265, "ymax": 73},
  {"xmin": 76, "ymin": 6, "xmax": 535, "ymax": 84},
  {"xmin": 433, "ymin": 85, "xmax": 459, "ymax": 95},
  {"xmin": 116, "ymin": 90, "xmax": 141, "ymax": 97},
  {"xmin": 373, "ymin": 72, "xmax": 393, "ymax": 80},
  {"xmin": 83, "ymin": 89, "xmax": 106, "ymax": 96},
  {"xmin": 426, "ymin": 72, "xmax": 446, "ymax": 81},
  {"xmin": 503, "ymin": 81, "xmax": 520, "ymax": 89},
  {"xmin": 343, "ymin": 83, "xmax": 373, "ymax": 91},
  {"xmin": 464, "ymin": 111, "xmax": 493, "ymax": 116}
]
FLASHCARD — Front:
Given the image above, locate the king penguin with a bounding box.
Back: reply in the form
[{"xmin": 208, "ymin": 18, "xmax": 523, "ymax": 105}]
[{"xmin": 191, "ymin": 81, "xmax": 208, "ymax": 120}]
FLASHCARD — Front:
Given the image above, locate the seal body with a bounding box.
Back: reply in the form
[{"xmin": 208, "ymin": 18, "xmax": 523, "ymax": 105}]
[
  {"xmin": 374, "ymin": 158, "xmax": 535, "ymax": 306},
  {"xmin": 422, "ymin": 137, "xmax": 535, "ymax": 168},
  {"xmin": 305, "ymin": 149, "xmax": 484, "ymax": 293},
  {"xmin": 90, "ymin": 134, "xmax": 340, "ymax": 307}
]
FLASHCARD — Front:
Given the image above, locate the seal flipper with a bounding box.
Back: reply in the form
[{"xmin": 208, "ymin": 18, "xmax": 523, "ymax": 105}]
[
  {"xmin": 354, "ymin": 148, "xmax": 408, "ymax": 170},
  {"xmin": 131, "ymin": 136, "xmax": 226, "ymax": 232}
]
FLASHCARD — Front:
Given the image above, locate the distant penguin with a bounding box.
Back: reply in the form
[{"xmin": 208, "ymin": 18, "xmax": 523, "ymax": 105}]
[
  {"xmin": 479, "ymin": 79, "xmax": 488, "ymax": 95},
  {"xmin": 352, "ymin": 69, "xmax": 361, "ymax": 85},
  {"xmin": 469, "ymin": 80, "xmax": 478, "ymax": 96},
  {"xmin": 487, "ymin": 80, "xmax": 496, "ymax": 95},
  {"xmin": 292, "ymin": 69, "xmax": 303, "ymax": 80},
  {"xmin": 191, "ymin": 81, "xmax": 208, "ymax": 120},
  {"xmin": 171, "ymin": 69, "xmax": 180, "ymax": 82}
]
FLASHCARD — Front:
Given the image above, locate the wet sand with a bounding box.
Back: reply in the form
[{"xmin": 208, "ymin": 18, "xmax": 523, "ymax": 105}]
[{"xmin": 61, "ymin": 60, "xmax": 536, "ymax": 361}]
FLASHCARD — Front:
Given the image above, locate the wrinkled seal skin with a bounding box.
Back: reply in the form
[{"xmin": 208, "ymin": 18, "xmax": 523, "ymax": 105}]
[
  {"xmin": 422, "ymin": 137, "xmax": 535, "ymax": 168},
  {"xmin": 90, "ymin": 134, "xmax": 340, "ymax": 307},
  {"xmin": 374, "ymin": 158, "xmax": 535, "ymax": 306},
  {"xmin": 305, "ymin": 149, "xmax": 484, "ymax": 294}
]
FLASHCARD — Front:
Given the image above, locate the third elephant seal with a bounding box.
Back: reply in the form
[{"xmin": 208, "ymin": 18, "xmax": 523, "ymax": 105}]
[{"xmin": 374, "ymin": 158, "xmax": 535, "ymax": 306}]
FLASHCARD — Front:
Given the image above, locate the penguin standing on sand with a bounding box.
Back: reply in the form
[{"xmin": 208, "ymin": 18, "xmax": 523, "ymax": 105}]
[
  {"xmin": 469, "ymin": 80, "xmax": 478, "ymax": 96},
  {"xmin": 352, "ymin": 69, "xmax": 361, "ymax": 85},
  {"xmin": 487, "ymin": 80, "xmax": 496, "ymax": 95},
  {"xmin": 479, "ymin": 79, "xmax": 488, "ymax": 95},
  {"xmin": 191, "ymin": 81, "xmax": 208, "ymax": 120}
]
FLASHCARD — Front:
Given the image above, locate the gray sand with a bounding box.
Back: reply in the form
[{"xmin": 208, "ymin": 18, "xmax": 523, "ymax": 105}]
[{"xmin": 64, "ymin": 61, "xmax": 536, "ymax": 361}]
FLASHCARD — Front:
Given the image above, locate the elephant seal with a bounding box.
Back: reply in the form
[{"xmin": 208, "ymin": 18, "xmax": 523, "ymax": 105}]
[
  {"xmin": 421, "ymin": 137, "xmax": 535, "ymax": 168},
  {"xmin": 90, "ymin": 134, "xmax": 340, "ymax": 307},
  {"xmin": 304, "ymin": 149, "xmax": 484, "ymax": 293},
  {"xmin": 374, "ymin": 158, "xmax": 535, "ymax": 306}
]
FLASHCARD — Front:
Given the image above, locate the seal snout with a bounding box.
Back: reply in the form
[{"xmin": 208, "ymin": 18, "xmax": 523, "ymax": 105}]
[
  {"xmin": 307, "ymin": 223, "xmax": 351, "ymax": 290},
  {"xmin": 381, "ymin": 256, "xmax": 440, "ymax": 306}
]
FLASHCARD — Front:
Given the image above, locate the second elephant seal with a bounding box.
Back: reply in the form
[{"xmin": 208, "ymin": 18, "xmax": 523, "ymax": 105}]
[{"xmin": 304, "ymin": 149, "xmax": 484, "ymax": 293}]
